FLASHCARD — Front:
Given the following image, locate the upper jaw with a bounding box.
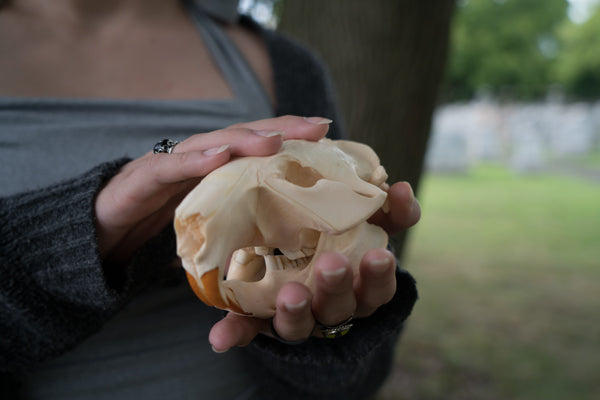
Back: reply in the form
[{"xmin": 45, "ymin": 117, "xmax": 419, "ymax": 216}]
[{"xmin": 226, "ymin": 245, "xmax": 316, "ymax": 280}]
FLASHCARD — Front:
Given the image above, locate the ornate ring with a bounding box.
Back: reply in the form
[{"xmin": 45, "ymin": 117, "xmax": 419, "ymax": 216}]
[
  {"xmin": 153, "ymin": 138, "xmax": 179, "ymax": 154},
  {"xmin": 318, "ymin": 315, "xmax": 354, "ymax": 339}
]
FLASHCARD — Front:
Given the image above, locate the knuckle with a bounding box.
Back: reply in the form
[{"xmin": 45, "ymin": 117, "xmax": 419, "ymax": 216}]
[
  {"xmin": 174, "ymin": 151, "xmax": 192, "ymax": 175},
  {"xmin": 145, "ymin": 153, "xmax": 163, "ymax": 173}
]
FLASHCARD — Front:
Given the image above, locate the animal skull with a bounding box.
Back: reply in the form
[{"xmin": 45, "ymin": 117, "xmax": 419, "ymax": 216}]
[{"xmin": 174, "ymin": 139, "xmax": 389, "ymax": 318}]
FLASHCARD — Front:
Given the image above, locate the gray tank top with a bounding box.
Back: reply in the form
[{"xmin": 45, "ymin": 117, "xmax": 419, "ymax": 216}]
[
  {"xmin": 1, "ymin": 3, "xmax": 272, "ymax": 399},
  {"xmin": 0, "ymin": 2, "xmax": 273, "ymax": 197}
]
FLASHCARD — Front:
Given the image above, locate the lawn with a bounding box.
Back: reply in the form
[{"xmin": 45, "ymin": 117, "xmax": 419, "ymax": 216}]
[{"xmin": 378, "ymin": 165, "xmax": 600, "ymax": 400}]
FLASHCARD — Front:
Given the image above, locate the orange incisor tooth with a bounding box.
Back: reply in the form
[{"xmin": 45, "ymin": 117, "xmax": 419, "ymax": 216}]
[
  {"xmin": 186, "ymin": 272, "xmax": 213, "ymax": 307},
  {"xmin": 200, "ymin": 268, "xmax": 229, "ymax": 309},
  {"xmin": 187, "ymin": 269, "xmax": 251, "ymax": 315}
]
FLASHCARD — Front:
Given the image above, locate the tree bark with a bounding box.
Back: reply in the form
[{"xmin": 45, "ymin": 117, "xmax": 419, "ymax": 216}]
[{"xmin": 279, "ymin": 0, "xmax": 454, "ymax": 260}]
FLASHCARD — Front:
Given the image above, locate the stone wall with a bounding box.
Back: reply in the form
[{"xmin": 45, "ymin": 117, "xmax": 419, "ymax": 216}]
[{"xmin": 426, "ymin": 100, "xmax": 600, "ymax": 173}]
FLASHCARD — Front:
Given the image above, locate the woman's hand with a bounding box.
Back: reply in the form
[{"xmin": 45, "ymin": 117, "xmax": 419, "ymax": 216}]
[
  {"xmin": 94, "ymin": 115, "xmax": 332, "ymax": 265},
  {"xmin": 209, "ymin": 181, "xmax": 421, "ymax": 352}
]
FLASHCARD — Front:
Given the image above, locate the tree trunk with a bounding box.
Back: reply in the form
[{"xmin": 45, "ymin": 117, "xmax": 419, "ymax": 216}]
[{"xmin": 279, "ymin": 0, "xmax": 454, "ymax": 260}]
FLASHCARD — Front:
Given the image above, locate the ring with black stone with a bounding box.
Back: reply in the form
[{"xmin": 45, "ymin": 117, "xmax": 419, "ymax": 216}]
[{"xmin": 153, "ymin": 138, "xmax": 179, "ymax": 154}]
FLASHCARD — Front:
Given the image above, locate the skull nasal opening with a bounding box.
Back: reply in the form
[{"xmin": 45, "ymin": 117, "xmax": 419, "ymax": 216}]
[{"xmin": 285, "ymin": 161, "xmax": 323, "ymax": 188}]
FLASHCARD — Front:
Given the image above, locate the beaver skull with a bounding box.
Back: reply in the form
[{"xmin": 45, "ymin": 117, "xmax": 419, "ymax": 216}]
[{"xmin": 174, "ymin": 139, "xmax": 389, "ymax": 318}]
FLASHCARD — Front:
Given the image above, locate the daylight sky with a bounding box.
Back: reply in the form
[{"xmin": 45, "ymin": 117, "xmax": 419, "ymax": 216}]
[{"xmin": 566, "ymin": 0, "xmax": 599, "ymax": 23}]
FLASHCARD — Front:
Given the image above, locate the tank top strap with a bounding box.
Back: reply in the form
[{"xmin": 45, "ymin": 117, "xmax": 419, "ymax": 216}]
[{"xmin": 185, "ymin": 1, "xmax": 272, "ymax": 115}]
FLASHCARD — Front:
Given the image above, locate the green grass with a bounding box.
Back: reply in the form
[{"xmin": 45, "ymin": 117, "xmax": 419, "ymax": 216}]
[
  {"xmin": 377, "ymin": 165, "xmax": 600, "ymax": 400},
  {"xmin": 562, "ymin": 150, "xmax": 600, "ymax": 169}
]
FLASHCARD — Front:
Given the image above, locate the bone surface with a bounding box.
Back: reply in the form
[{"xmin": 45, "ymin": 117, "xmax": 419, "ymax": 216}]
[{"xmin": 174, "ymin": 139, "xmax": 389, "ymax": 318}]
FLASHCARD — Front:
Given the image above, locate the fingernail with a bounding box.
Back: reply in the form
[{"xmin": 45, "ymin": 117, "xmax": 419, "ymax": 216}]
[
  {"xmin": 368, "ymin": 257, "xmax": 392, "ymax": 274},
  {"xmin": 211, "ymin": 345, "xmax": 228, "ymax": 354},
  {"xmin": 411, "ymin": 196, "xmax": 420, "ymax": 213},
  {"xmin": 304, "ymin": 116, "xmax": 333, "ymax": 125},
  {"xmin": 283, "ymin": 299, "xmax": 308, "ymax": 313},
  {"xmin": 203, "ymin": 144, "xmax": 230, "ymax": 156},
  {"xmin": 254, "ymin": 130, "xmax": 285, "ymax": 138},
  {"xmin": 321, "ymin": 267, "xmax": 346, "ymax": 285},
  {"xmin": 402, "ymin": 181, "xmax": 419, "ymax": 213}
]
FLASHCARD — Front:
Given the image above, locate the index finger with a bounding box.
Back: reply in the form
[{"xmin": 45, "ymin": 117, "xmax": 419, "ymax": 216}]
[{"xmin": 230, "ymin": 115, "xmax": 332, "ymax": 141}]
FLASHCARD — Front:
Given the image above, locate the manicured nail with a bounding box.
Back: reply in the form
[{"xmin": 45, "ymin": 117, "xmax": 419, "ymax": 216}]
[
  {"xmin": 203, "ymin": 144, "xmax": 230, "ymax": 156},
  {"xmin": 284, "ymin": 299, "xmax": 308, "ymax": 313},
  {"xmin": 254, "ymin": 130, "xmax": 285, "ymax": 137},
  {"xmin": 211, "ymin": 345, "xmax": 228, "ymax": 354},
  {"xmin": 321, "ymin": 267, "xmax": 346, "ymax": 285},
  {"xmin": 402, "ymin": 181, "xmax": 415, "ymax": 198},
  {"xmin": 304, "ymin": 116, "xmax": 333, "ymax": 125}
]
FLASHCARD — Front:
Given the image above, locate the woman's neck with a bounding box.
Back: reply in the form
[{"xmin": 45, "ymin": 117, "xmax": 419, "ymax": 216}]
[
  {"xmin": 0, "ymin": 0, "xmax": 239, "ymax": 100},
  {"xmin": 6, "ymin": 0, "xmax": 184, "ymax": 31}
]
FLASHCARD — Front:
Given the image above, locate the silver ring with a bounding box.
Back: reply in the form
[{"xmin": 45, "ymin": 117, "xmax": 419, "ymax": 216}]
[
  {"xmin": 318, "ymin": 315, "xmax": 354, "ymax": 339},
  {"xmin": 153, "ymin": 138, "xmax": 179, "ymax": 154}
]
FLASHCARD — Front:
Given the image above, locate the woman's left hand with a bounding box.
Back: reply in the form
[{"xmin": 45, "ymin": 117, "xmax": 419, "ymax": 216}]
[
  {"xmin": 208, "ymin": 181, "xmax": 420, "ymax": 351},
  {"xmin": 95, "ymin": 115, "xmax": 330, "ymax": 265}
]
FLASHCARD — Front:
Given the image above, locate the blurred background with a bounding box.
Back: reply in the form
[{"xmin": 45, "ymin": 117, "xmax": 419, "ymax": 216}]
[{"xmin": 241, "ymin": 1, "xmax": 600, "ymax": 399}]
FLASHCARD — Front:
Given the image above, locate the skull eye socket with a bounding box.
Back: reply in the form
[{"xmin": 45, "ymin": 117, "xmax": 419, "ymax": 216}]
[{"xmin": 285, "ymin": 161, "xmax": 324, "ymax": 188}]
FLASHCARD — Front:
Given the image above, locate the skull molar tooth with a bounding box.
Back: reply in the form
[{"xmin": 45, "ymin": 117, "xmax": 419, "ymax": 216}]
[
  {"xmin": 255, "ymin": 246, "xmax": 271, "ymax": 256},
  {"xmin": 264, "ymin": 255, "xmax": 283, "ymax": 271},
  {"xmin": 301, "ymin": 248, "xmax": 315, "ymax": 257},
  {"xmin": 264, "ymin": 255, "xmax": 308, "ymax": 270},
  {"xmin": 280, "ymin": 248, "xmax": 307, "ymax": 260},
  {"xmin": 233, "ymin": 248, "xmax": 253, "ymax": 265}
]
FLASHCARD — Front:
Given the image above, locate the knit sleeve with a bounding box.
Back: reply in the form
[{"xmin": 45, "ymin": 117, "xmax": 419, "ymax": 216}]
[
  {"xmin": 243, "ymin": 267, "xmax": 417, "ymax": 400},
  {"xmin": 0, "ymin": 159, "xmax": 131, "ymax": 375}
]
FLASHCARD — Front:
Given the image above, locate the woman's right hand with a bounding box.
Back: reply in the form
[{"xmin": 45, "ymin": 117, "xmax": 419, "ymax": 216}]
[{"xmin": 94, "ymin": 115, "xmax": 332, "ymax": 265}]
